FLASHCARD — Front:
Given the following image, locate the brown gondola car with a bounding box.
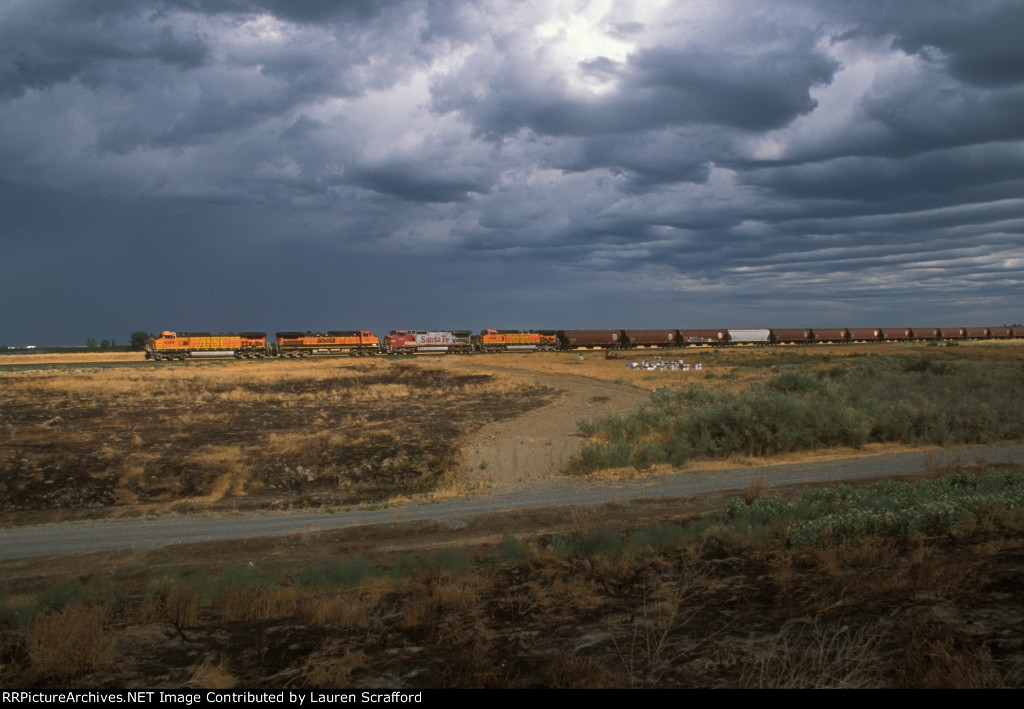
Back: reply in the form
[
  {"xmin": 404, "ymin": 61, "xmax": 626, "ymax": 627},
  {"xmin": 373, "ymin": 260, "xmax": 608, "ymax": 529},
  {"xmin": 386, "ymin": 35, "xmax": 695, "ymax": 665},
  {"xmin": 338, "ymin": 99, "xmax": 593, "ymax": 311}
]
[
  {"xmin": 938, "ymin": 327, "xmax": 966, "ymax": 340},
  {"xmin": 771, "ymin": 328, "xmax": 813, "ymax": 344},
  {"xmin": 622, "ymin": 330, "xmax": 678, "ymax": 348},
  {"xmin": 677, "ymin": 329, "xmax": 729, "ymax": 345},
  {"xmin": 964, "ymin": 327, "xmax": 991, "ymax": 339},
  {"xmin": 556, "ymin": 330, "xmax": 624, "ymax": 349},
  {"xmin": 988, "ymin": 327, "xmax": 1013, "ymax": 338},
  {"xmin": 909, "ymin": 328, "xmax": 939, "ymax": 340},
  {"xmin": 847, "ymin": 328, "xmax": 882, "ymax": 342},
  {"xmin": 810, "ymin": 328, "xmax": 849, "ymax": 343}
]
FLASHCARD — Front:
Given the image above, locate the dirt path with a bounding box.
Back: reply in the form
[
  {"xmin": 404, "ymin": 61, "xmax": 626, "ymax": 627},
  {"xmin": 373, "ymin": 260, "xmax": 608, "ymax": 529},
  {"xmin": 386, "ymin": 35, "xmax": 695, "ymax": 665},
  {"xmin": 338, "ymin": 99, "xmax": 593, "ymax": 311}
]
[{"xmin": 450, "ymin": 362, "xmax": 651, "ymax": 485}]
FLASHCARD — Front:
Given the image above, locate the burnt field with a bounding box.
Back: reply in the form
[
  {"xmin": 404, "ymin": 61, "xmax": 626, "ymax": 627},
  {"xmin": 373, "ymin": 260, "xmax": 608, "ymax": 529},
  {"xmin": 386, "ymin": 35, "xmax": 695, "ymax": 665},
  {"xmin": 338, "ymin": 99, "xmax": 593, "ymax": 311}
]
[
  {"xmin": 2, "ymin": 467, "xmax": 1023, "ymax": 689},
  {"xmin": 0, "ymin": 359, "xmax": 554, "ymax": 525}
]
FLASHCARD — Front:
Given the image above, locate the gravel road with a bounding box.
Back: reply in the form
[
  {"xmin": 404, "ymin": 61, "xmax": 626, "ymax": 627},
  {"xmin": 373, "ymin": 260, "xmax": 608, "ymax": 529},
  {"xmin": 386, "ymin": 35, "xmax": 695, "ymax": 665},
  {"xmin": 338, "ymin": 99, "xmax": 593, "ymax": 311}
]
[{"xmin": 3, "ymin": 443, "xmax": 1023, "ymax": 560}]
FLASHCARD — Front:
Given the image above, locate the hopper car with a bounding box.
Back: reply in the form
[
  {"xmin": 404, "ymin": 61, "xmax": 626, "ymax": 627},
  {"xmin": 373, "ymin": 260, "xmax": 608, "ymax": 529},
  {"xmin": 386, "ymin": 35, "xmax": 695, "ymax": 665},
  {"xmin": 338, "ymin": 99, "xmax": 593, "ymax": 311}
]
[
  {"xmin": 556, "ymin": 330, "xmax": 625, "ymax": 349},
  {"xmin": 622, "ymin": 330, "xmax": 679, "ymax": 348},
  {"xmin": 677, "ymin": 329, "xmax": 729, "ymax": 345}
]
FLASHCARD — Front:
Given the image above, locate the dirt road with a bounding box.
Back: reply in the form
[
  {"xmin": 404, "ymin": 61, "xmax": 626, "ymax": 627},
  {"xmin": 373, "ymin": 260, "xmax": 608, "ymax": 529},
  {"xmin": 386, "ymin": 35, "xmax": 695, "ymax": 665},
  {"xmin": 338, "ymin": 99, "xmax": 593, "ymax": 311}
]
[
  {"xmin": 3, "ymin": 442, "xmax": 1024, "ymax": 559},
  {"xmin": 455, "ymin": 364, "xmax": 651, "ymax": 484}
]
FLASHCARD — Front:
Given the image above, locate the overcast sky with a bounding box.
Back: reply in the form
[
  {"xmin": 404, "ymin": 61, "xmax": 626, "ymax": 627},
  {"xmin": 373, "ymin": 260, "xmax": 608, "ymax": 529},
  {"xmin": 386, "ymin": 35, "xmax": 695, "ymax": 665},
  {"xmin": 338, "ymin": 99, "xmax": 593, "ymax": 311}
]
[{"xmin": 2, "ymin": 1, "xmax": 1023, "ymax": 346}]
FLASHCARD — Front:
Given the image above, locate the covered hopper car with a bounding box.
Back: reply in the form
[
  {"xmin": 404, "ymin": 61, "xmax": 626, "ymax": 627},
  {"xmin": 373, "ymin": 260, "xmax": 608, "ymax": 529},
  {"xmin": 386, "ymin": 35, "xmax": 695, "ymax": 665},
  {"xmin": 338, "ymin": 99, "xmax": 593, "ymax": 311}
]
[
  {"xmin": 556, "ymin": 330, "xmax": 625, "ymax": 349},
  {"xmin": 677, "ymin": 329, "xmax": 729, "ymax": 345},
  {"xmin": 623, "ymin": 330, "xmax": 679, "ymax": 348}
]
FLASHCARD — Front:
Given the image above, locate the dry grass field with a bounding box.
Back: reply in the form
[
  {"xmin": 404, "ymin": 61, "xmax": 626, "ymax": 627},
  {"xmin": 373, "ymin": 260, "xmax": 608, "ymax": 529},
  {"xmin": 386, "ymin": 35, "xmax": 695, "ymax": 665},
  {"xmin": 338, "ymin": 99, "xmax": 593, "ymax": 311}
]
[
  {"xmin": 0, "ymin": 356, "xmax": 554, "ymax": 524},
  {"xmin": 2, "ymin": 342, "xmax": 1024, "ymax": 688}
]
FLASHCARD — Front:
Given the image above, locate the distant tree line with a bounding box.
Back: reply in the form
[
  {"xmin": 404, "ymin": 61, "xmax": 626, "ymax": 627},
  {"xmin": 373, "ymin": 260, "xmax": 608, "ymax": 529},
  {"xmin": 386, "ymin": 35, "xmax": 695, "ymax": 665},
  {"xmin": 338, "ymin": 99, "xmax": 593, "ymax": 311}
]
[{"xmin": 84, "ymin": 332, "xmax": 152, "ymax": 351}]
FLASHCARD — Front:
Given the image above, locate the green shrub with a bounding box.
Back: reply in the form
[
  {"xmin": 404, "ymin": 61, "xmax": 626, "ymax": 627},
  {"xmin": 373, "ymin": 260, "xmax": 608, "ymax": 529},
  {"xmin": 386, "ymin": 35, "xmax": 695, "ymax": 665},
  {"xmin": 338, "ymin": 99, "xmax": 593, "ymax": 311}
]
[
  {"xmin": 424, "ymin": 547, "xmax": 472, "ymax": 575},
  {"xmin": 718, "ymin": 469, "xmax": 1024, "ymax": 547},
  {"xmin": 579, "ymin": 527, "xmax": 623, "ymax": 557},
  {"xmin": 296, "ymin": 557, "xmax": 379, "ymax": 588},
  {"xmin": 627, "ymin": 523, "xmax": 684, "ymax": 551},
  {"xmin": 570, "ymin": 355, "xmax": 1024, "ymax": 473}
]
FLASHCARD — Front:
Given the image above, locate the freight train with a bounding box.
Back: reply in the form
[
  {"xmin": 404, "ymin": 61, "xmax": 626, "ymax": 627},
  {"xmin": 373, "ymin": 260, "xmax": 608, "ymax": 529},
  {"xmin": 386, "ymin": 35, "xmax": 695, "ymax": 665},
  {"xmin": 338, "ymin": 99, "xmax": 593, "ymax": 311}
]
[{"xmin": 145, "ymin": 326, "xmax": 1023, "ymax": 361}]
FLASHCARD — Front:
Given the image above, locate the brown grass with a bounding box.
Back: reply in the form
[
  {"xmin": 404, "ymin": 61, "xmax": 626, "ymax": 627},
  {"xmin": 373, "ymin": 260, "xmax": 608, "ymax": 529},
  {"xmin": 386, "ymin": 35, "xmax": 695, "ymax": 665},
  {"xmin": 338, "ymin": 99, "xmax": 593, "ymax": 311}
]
[
  {"xmin": 218, "ymin": 587, "xmax": 301, "ymax": 623},
  {"xmin": 743, "ymin": 475, "xmax": 772, "ymax": 504},
  {"xmin": 739, "ymin": 618, "xmax": 885, "ymax": 688},
  {"xmin": 292, "ymin": 644, "xmax": 369, "ymax": 688},
  {"xmin": 26, "ymin": 604, "xmax": 116, "ymax": 679},
  {"xmin": 300, "ymin": 594, "xmax": 378, "ymax": 628},
  {"xmin": 183, "ymin": 653, "xmax": 237, "ymax": 689},
  {"xmin": 893, "ymin": 635, "xmax": 1005, "ymax": 688}
]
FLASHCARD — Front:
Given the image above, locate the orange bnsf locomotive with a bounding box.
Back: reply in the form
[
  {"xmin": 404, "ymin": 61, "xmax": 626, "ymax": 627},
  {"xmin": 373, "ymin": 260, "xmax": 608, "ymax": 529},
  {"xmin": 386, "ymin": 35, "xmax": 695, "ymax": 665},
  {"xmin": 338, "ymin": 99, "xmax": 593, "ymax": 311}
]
[
  {"xmin": 474, "ymin": 329, "xmax": 558, "ymax": 353},
  {"xmin": 275, "ymin": 330, "xmax": 379, "ymax": 357},
  {"xmin": 146, "ymin": 331, "xmax": 270, "ymax": 361}
]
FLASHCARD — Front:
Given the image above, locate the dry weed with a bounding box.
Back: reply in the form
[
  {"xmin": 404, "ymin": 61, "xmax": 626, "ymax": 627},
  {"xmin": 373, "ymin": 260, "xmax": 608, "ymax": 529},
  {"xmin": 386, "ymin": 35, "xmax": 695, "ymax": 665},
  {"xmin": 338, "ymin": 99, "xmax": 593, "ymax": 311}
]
[
  {"xmin": 219, "ymin": 587, "xmax": 299, "ymax": 623},
  {"xmin": 183, "ymin": 653, "xmax": 237, "ymax": 689},
  {"xmin": 739, "ymin": 618, "xmax": 885, "ymax": 688},
  {"xmin": 430, "ymin": 577, "xmax": 478, "ymax": 610},
  {"xmin": 26, "ymin": 604, "xmax": 116, "ymax": 679},
  {"xmin": 743, "ymin": 475, "xmax": 772, "ymax": 504},
  {"xmin": 611, "ymin": 560, "xmax": 717, "ymax": 688},
  {"xmin": 893, "ymin": 635, "xmax": 1005, "ymax": 688},
  {"xmin": 399, "ymin": 596, "xmax": 433, "ymax": 628},
  {"xmin": 293, "ymin": 644, "xmax": 368, "ymax": 689},
  {"xmin": 300, "ymin": 594, "xmax": 377, "ymax": 628},
  {"xmin": 542, "ymin": 656, "xmax": 623, "ymax": 688}
]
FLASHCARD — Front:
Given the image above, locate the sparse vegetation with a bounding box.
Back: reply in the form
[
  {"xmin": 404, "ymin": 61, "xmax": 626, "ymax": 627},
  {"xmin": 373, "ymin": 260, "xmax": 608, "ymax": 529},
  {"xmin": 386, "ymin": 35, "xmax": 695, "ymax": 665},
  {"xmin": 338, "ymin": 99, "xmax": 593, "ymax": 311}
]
[
  {"xmin": 571, "ymin": 352, "xmax": 1024, "ymax": 473},
  {"xmin": 1, "ymin": 466, "xmax": 1023, "ymax": 688}
]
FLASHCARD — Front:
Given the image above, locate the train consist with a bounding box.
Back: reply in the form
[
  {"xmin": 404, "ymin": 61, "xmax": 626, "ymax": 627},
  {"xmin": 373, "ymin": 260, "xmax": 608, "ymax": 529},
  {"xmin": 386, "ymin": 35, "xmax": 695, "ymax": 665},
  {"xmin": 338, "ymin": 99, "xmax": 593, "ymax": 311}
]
[{"xmin": 145, "ymin": 326, "xmax": 1023, "ymax": 361}]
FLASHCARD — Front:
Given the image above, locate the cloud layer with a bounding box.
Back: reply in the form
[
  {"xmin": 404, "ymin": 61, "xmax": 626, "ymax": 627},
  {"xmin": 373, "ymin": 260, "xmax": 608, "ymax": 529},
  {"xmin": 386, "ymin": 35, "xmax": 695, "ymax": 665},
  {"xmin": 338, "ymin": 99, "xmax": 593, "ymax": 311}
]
[{"xmin": 1, "ymin": 0, "xmax": 1022, "ymax": 344}]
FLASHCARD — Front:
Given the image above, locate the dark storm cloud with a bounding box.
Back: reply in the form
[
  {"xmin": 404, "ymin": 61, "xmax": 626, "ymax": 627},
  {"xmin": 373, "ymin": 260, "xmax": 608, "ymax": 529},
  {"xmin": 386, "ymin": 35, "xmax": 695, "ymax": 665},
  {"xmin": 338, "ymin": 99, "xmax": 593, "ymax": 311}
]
[
  {"xmin": 743, "ymin": 145, "xmax": 1024, "ymax": 204},
  {"xmin": 1, "ymin": 1, "xmax": 1022, "ymax": 345},
  {"xmin": 345, "ymin": 161, "xmax": 489, "ymax": 204},
  {"xmin": 432, "ymin": 34, "xmax": 838, "ymax": 139},
  {"xmin": 847, "ymin": 0, "xmax": 1024, "ymax": 88}
]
